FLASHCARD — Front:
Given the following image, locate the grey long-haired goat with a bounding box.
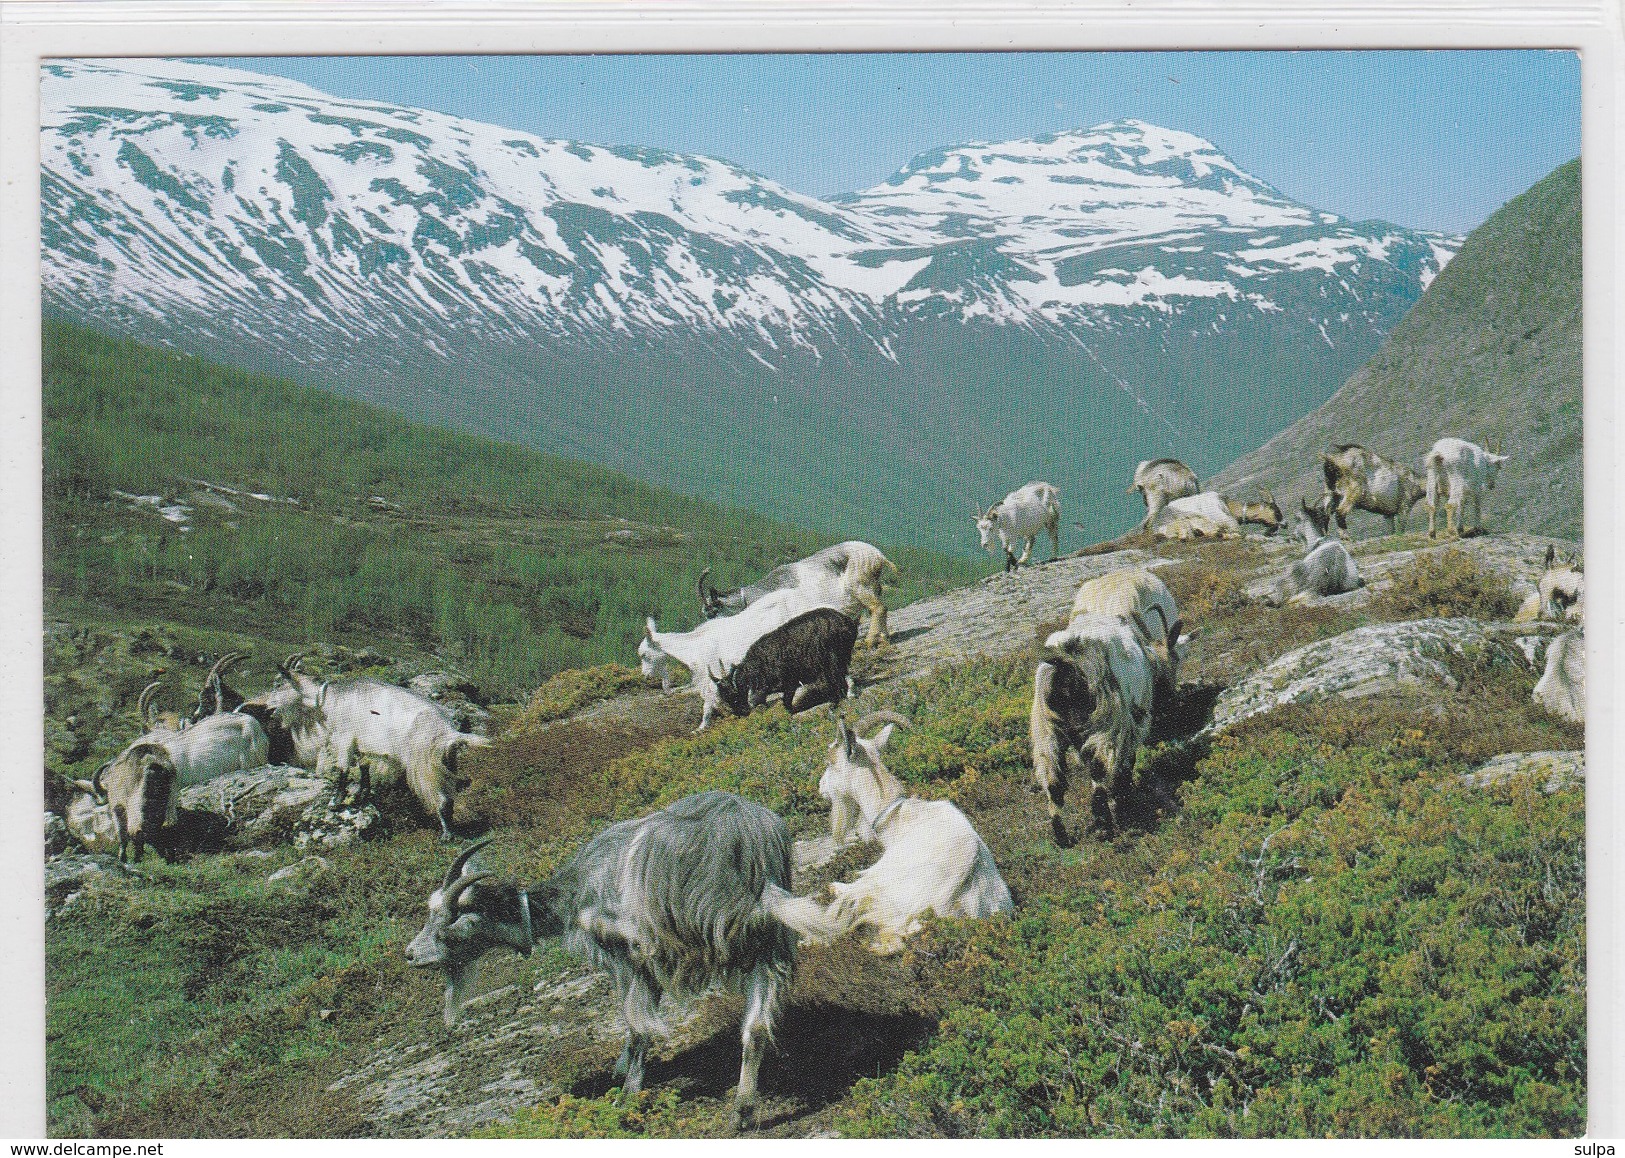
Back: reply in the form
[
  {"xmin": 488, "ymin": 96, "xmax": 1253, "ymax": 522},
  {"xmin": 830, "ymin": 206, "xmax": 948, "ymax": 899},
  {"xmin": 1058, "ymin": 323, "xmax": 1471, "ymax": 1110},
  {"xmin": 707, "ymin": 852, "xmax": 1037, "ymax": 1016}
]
[
  {"xmin": 697, "ymin": 540, "xmax": 898, "ymax": 645},
  {"xmin": 406, "ymin": 793, "xmax": 841, "ymax": 1131},
  {"xmin": 715, "ymin": 607, "xmax": 858, "ymax": 718},
  {"xmin": 1270, "ymin": 498, "xmax": 1362, "ymax": 605}
]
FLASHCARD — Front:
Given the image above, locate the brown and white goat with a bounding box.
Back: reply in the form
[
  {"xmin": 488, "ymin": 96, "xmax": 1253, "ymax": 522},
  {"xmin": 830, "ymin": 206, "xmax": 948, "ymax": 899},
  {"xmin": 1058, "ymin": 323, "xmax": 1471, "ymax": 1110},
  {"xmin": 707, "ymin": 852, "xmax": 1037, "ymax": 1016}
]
[
  {"xmin": 1517, "ymin": 545, "xmax": 1585, "ymax": 624},
  {"xmin": 75, "ymin": 743, "xmax": 176, "ymax": 863},
  {"xmin": 1320, "ymin": 444, "xmax": 1427, "ymax": 536},
  {"xmin": 1065, "ymin": 569, "xmax": 1189, "ymax": 705},
  {"xmin": 1127, "ymin": 459, "xmax": 1200, "ymax": 530}
]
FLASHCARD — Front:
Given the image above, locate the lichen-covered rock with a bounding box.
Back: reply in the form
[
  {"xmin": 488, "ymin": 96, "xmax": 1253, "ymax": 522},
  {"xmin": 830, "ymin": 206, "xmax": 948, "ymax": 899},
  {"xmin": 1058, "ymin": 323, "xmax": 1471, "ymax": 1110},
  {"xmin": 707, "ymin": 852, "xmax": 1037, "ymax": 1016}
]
[
  {"xmin": 64, "ymin": 792, "xmax": 119, "ymax": 856},
  {"xmin": 45, "ymin": 852, "xmax": 139, "ymax": 918},
  {"xmin": 267, "ymin": 854, "xmax": 331, "ymax": 887},
  {"xmin": 1462, "ymin": 751, "xmax": 1583, "ymax": 794},
  {"xmin": 1205, "ymin": 618, "xmax": 1533, "ymax": 735},
  {"xmin": 408, "ymin": 672, "xmax": 492, "ymax": 736},
  {"xmin": 294, "ymin": 798, "xmax": 381, "ymax": 849},
  {"xmin": 44, "ymin": 811, "xmax": 70, "ymax": 858},
  {"xmin": 176, "ymin": 764, "xmax": 328, "ymax": 846}
]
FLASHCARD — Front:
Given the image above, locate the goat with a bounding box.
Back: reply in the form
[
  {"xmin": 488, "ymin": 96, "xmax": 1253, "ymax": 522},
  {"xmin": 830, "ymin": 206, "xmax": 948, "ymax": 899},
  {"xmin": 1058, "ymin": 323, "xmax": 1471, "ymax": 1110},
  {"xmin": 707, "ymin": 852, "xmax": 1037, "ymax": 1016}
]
[
  {"xmin": 697, "ymin": 541, "xmax": 898, "ymax": 646},
  {"xmin": 1533, "ymin": 629, "xmax": 1584, "ymax": 724},
  {"xmin": 1147, "ymin": 490, "xmax": 1283, "ymax": 538},
  {"xmin": 1065, "ymin": 569, "xmax": 1189, "ymax": 705},
  {"xmin": 1517, "ymin": 545, "xmax": 1585, "ymax": 623},
  {"xmin": 642, "ymin": 588, "xmax": 837, "ymax": 731},
  {"xmin": 1320, "ymin": 444, "xmax": 1427, "ymax": 535},
  {"xmin": 1127, "ymin": 459, "xmax": 1200, "ymax": 530},
  {"xmin": 714, "ymin": 608, "xmax": 858, "ymax": 719},
  {"xmin": 819, "ymin": 714, "xmax": 1012, "ymax": 954},
  {"xmin": 64, "ymin": 789, "xmax": 120, "ymax": 856},
  {"xmin": 1270, "ymin": 498, "xmax": 1362, "ymax": 605},
  {"xmin": 1426, "ymin": 437, "xmax": 1509, "ymax": 538},
  {"xmin": 406, "ymin": 794, "xmax": 841, "ymax": 1131},
  {"xmin": 1030, "ymin": 611, "xmax": 1156, "ymax": 844},
  {"xmin": 975, "ymin": 482, "xmax": 1061, "ymax": 571},
  {"xmin": 189, "ymin": 652, "xmax": 249, "ymax": 723},
  {"xmin": 253, "ymin": 661, "xmax": 488, "ymax": 840},
  {"xmin": 74, "ymin": 743, "xmax": 175, "ymax": 864}
]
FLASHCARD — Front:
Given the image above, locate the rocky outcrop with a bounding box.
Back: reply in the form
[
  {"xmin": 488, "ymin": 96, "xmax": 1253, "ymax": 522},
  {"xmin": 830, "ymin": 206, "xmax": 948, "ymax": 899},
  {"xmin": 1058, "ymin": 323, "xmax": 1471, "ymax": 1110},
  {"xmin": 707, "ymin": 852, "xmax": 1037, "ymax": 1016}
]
[
  {"xmin": 1204, "ymin": 617, "xmax": 1549, "ymax": 735},
  {"xmin": 1462, "ymin": 750, "xmax": 1583, "ymax": 794}
]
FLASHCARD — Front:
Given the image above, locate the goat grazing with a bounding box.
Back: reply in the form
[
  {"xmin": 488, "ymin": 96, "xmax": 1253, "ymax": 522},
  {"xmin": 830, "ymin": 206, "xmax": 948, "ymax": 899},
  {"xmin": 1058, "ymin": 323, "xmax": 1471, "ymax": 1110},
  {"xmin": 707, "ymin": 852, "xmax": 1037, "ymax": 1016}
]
[
  {"xmin": 1320, "ymin": 444, "xmax": 1428, "ymax": 535},
  {"xmin": 715, "ymin": 607, "xmax": 858, "ymax": 719},
  {"xmin": 1270, "ymin": 498, "xmax": 1362, "ymax": 605},
  {"xmin": 697, "ymin": 541, "xmax": 898, "ymax": 645},
  {"xmin": 642, "ymin": 588, "xmax": 835, "ymax": 731},
  {"xmin": 1128, "ymin": 459, "xmax": 1200, "ymax": 530},
  {"xmin": 1030, "ymin": 611, "xmax": 1156, "ymax": 843},
  {"xmin": 1533, "ymin": 629, "xmax": 1584, "ymax": 724},
  {"xmin": 1426, "ymin": 437, "xmax": 1509, "ymax": 538},
  {"xmin": 74, "ymin": 743, "xmax": 176, "ymax": 864},
  {"xmin": 254, "ymin": 662, "xmax": 488, "ymax": 839},
  {"xmin": 975, "ymin": 482, "xmax": 1061, "ymax": 570},
  {"xmin": 406, "ymin": 794, "xmax": 841, "ymax": 1130},
  {"xmin": 1065, "ymin": 569, "xmax": 1189, "ymax": 705},
  {"xmin": 819, "ymin": 715, "xmax": 1012, "ymax": 954}
]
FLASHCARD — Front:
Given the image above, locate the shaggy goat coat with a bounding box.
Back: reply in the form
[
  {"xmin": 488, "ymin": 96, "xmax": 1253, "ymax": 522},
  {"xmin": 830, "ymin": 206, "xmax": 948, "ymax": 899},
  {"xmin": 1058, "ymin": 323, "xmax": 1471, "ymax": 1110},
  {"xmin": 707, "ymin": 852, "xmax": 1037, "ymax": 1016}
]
[
  {"xmin": 716, "ymin": 607, "xmax": 858, "ymax": 717},
  {"xmin": 1534, "ymin": 630, "xmax": 1585, "ymax": 724},
  {"xmin": 699, "ymin": 540, "xmax": 897, "ymax": 644},
  {"xmin": 407, "ymin": 793, "xmax": 839, "ymax": 1129}
]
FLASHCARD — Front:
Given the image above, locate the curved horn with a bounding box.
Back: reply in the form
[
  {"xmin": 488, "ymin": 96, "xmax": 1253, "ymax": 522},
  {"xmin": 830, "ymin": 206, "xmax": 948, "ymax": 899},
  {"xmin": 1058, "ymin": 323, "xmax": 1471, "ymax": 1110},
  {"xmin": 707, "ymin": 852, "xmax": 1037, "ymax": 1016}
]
[
  {"xmin": 90, "ymin": 761, "xmax": 110, "ymax": 805},
  {"xmin": 442, "ymin": 837, "xmax": 493, "ymax": 891},
  {"xmin": 853, "ymin": 710, "xmax": 911, "ymax": 736},
  {"xmin": 696, "ymin": 567, "xmax": 715, "ymax": 612},
  {"xmin": 136, "ymin": 681, "xmax": 163, "ymax": 728},
  {"xmin": 1129, "ymin": 611, "xmax": 1156, "ymax": 643},
  {"xmin": 204, "ymin": 651, "xmax": 247, "ymax": 686},
  {"xmin": 278, "ymin": 653, "xmax": 307, "ymax": 680},
  {"xmin": 446, "ymin": 872, "xmax": 493, "ymax": 919}
]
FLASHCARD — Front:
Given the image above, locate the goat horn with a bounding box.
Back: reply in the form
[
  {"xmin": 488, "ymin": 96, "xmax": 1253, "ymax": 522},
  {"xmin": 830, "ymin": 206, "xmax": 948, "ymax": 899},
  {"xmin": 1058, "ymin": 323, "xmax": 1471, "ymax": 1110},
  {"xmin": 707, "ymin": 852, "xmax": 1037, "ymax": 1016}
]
[
  {"xmin": 136, "ymin": 681, "xmax": 163, "ymax": 728},
  {"xmin": 204, "ymin": 651, "xmax": 247, "ymax": 685},
  {"xmin": 853, "ymin": 710, "xmax": 910, "ymax": 735},
  {"xmin": 446, "ymin": 872, "xmax": 493, "ymax": 919},
  {"xmin": 280, "ymin": 653, "xmax": 307, "ymax": 677},
  {"xmin": 90, "ymin": 761, "xmax": 110, "ymax": 805},
  {"xmin": 443, "ymin": 837, "xmax": 494, "ymax": 891},
  {"xmin": 1129, "ymin": 611, "xmax": 1157, "ymax": 643}
]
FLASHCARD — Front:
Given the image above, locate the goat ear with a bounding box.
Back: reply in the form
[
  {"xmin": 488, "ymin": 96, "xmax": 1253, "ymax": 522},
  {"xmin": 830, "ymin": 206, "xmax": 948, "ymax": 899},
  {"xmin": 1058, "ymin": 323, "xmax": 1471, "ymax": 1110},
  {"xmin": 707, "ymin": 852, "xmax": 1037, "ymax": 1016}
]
[
  {"xmin": 1168, "ymin": 619, "xmax": 1184, "ymax": 649},
  {"xmin": 644, "ymin": 617, "xmax": 657, "ymax": 641}
]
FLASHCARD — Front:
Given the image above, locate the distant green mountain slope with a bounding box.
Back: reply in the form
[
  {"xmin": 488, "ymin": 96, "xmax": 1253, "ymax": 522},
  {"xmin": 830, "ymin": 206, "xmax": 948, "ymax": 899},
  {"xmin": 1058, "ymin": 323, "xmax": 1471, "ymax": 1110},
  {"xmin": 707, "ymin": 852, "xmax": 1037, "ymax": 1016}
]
[
  {"xmin": 1212, "ymin": 159, "xmax": 1581, "ymax": 540},
  {"xmin": 43, "ymin": 322, "xmax": 979, "ymax": 700}
]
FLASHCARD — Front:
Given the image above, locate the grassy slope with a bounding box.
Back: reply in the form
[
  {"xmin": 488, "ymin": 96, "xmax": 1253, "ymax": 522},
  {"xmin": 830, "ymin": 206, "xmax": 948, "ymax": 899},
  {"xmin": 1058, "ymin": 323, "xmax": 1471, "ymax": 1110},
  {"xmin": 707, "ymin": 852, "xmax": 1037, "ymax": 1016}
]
[
  {"xmin": 46, "ymin": 540, "xmax": 1584, "ymax": 1139},
  {"xmin": 42, "ymin": 321, "xmax": 979, "ymax": 779},
  {"xmin": 1212, "ymin": 159, "xmax": 1581, "ymax": 540}
]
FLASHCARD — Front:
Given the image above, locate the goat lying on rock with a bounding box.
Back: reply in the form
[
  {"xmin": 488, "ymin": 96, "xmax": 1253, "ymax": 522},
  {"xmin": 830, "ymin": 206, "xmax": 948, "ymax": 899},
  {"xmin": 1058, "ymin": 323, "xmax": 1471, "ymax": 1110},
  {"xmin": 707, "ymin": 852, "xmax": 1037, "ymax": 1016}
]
[
  {"xmin": 819, "ymin": 714, "xmax": 1012, "ymax": 954},
  {"xmin": 406, "ymin": 793, "xmax": 840, "ymax": 1131},
  {"xmin": 1517, "ymin": 545, "xmax": 1585, "ymax": 623},
  {"xmin": 1270, "ymin": 497, "xmax": 1361, "ymax": 605},
  {"xmin": 1128, "ymin": 459, "xmax": 1200, "ymax": 530},
  {"xmin": 1534, "ymin": 630, "xmax": 1585, "ymax": 724}
]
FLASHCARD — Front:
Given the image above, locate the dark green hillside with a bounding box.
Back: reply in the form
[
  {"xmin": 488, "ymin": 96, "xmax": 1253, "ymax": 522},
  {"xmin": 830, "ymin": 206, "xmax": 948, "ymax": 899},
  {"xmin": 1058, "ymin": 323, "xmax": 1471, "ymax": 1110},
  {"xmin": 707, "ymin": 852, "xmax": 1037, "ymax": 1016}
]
[
  {"xmin": 1213, "ymin": 159, "xmax": 1581, "ymax": 539},
  {"xmin": 43, "ymin": 321, "xmax": 978, "ymax": 708}
]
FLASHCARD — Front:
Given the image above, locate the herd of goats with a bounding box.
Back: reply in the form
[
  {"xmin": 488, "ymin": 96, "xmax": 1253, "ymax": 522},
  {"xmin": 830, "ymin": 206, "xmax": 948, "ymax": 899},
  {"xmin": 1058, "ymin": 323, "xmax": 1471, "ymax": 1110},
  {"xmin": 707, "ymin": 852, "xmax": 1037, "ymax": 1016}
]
[{"xmin": 59, "ymin": 433, "xmax": 1585, "ymax": 1131}]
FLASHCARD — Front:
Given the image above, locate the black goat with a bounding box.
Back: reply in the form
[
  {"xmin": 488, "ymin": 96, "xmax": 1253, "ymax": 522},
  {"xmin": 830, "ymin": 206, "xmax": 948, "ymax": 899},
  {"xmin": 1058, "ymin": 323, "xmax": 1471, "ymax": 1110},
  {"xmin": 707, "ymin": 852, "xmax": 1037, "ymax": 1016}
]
[{"xmin": 715, "ymin": 607, "xmax": 858, "ymax": 718}]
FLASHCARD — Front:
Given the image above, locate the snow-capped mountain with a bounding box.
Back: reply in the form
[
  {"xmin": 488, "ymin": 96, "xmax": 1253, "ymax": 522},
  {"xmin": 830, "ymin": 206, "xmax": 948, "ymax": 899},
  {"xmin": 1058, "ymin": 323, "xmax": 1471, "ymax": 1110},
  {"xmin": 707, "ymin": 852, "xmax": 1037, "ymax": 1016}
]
[{"xmin": 40, "ymin": 57, "xmax": 1459, "ymax": 550}]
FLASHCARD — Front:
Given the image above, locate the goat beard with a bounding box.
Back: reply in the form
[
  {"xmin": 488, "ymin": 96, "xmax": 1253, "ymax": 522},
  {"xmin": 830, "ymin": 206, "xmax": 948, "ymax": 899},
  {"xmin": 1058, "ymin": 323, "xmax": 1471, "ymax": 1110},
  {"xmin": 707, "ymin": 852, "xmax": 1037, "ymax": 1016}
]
[{"xmin": 443, "ymin": 958, "xmax": 479, "ymax": 1027}]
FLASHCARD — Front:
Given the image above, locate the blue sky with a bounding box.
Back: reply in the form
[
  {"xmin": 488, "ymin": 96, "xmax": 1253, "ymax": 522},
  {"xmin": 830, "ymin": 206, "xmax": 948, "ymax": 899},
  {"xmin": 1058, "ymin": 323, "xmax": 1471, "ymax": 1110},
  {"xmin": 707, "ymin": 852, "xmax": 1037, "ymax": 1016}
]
[{"xmin": 206, "ymin": 51, "xmax": 1578, "ymax": 235}]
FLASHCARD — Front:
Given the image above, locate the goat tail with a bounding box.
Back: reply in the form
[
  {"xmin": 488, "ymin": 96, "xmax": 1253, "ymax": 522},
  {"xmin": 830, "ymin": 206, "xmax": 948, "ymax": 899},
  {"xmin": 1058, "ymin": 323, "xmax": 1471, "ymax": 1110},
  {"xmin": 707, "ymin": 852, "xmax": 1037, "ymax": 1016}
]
[{"xmin": 758, "ymin": 882, "xmax": 846, "ymax": 945}]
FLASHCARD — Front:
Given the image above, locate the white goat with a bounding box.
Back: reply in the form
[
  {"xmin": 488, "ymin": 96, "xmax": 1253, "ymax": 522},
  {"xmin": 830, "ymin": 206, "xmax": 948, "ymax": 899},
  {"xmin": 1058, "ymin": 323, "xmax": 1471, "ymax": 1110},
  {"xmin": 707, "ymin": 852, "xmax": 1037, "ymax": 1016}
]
[
  {"xmin": 1030, "ymin": 610, "xmax": 1156, "ymax": 843},
  {"xmin": 640, "ymin": 587, "xmax": 837, "ymax": 731},
  {"xmin": 1533, "ymin": 630, "xmax": 1584, "ymax": 724},
  {"xmin": 820, "ymin": 714, "xmax": 1011, "ymax": 954},
  {"xmin": 256, "ymin": 664, "xmax": 488, "ymax": 840},
  {"xmin": 1066, "ymin": 569, "xmax": 1189, "ymax": 705},
  {"xmin": 1148, "ymin": 490, "xmax": 1284, "ymax": 540},
  {"xmin": 1270, "ymin": 498, "xmax": 1361, "ymax": 605},
  {"xmin": 1128, "ymin": 459, "xmax": 1199, "ymax": 530},
  {"xmin": 976, "ymin": 482, "xmax": 1061, "ymax": 570},
  {"xmin": 1425, "ymin": 437, "xmax": 1509, "ymax": 538},
  {"xmin": 698, "ymin": 541, "xmax": 898, "ymax": 645}
]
